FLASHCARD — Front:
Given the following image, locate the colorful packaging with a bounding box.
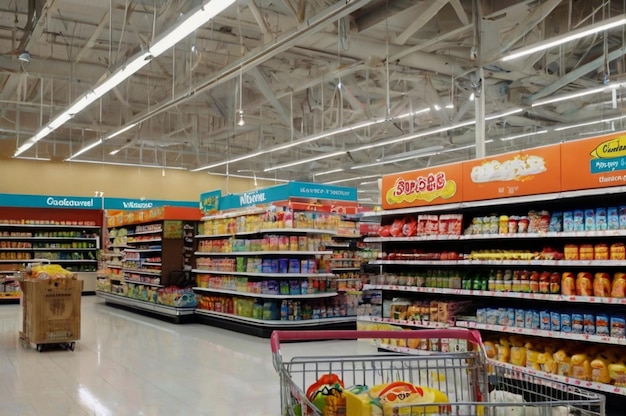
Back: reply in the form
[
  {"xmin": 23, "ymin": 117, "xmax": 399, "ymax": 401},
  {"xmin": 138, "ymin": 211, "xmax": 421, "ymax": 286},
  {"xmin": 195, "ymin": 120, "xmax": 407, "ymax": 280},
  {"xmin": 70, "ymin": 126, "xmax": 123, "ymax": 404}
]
[
  {"xmin": 596, "ymin": 208, "xmax": 608, "ymax": 231},
  {"xmin": 608, "ymin": 207, "xmax": 620, "ymax": 230},
  {"xmin": 551, "ymin": 312, "xmax": 561, "ymax": 332},
  {"xmin": 573, "ymin": 210, "xmax": 585, "ymax": 232},
  {"xmin": 584, "ymin": 209, "xmax": 596, "ymax": 231},
  {"xmin": 561, "ymin": 313, "xmax": 572, "ymax": 333},
  {"xmin": 584, "ymin": 313, "xmax": 596, "ymax": 335},
  {"xmin": 611, "ymin": 316, "xmax": 625, "ymax": 338},
  {"xmin": 596, "ymin": 314, "xmax": 610, "ymax": 336},
  {"xmin": 572, "ymin": 313, "xmax": 584, "ymax": 334},
  {"xmin": 532, "ymin": 311, "xmax": 540, "ymax": 330},
  {"xmin": 548, "ymin": 212, "xmax": 562, "ymax": 232},
  {"xmin": 515, "ymin": 309, "xmax": 525, "ymax": 328},
  {"xmin": 563, "ymin": 211, "xmax": 574, "ymax": 232},
  {"xmin": 525, "ymin": 310, "xmax": 534, "ymax": 329},
  {"xmin": 540, "ymin": 311, "xmax": 551, "ymax": 331},
  {"xmin": 620, "ymin": 207, "xmax": 626, "ymax": 230}
]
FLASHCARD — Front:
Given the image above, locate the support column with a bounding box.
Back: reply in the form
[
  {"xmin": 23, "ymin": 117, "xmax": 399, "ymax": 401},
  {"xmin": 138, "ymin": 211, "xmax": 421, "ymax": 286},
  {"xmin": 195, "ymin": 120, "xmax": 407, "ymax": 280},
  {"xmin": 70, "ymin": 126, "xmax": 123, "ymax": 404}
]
[{"xmin": 475, "ymin": 67, "xmax": 485, "ymax": 158}]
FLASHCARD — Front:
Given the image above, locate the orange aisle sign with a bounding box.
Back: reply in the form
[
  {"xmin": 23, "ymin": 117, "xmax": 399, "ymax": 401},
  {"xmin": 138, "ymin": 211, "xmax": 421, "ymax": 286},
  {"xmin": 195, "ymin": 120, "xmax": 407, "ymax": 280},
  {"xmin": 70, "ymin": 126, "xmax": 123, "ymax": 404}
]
[
  {"xmin": 381, "ymin": 163, "xmax": 463, "ymax": 210},
  {"xmin": 462, "ymin": 144, "xmax": 561, "ymax": 202},
  {"xmin": 561, "ymin": 132, "xmax": 626, "ymax": 191}
]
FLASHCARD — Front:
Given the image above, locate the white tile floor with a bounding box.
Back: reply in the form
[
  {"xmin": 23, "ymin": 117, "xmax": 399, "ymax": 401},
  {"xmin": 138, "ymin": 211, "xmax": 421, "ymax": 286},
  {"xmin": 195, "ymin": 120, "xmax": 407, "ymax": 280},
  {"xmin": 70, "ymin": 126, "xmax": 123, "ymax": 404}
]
[{"xmin": 0, "ymin": 296, "xmax": 370, "ymax": 416}]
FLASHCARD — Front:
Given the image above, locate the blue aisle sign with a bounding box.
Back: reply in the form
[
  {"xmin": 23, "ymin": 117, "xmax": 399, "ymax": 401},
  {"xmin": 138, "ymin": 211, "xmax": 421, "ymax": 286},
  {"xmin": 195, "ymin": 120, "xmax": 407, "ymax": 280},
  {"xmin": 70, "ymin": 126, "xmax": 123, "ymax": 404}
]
[
  {"xmin": 0, "ymin": 193, "xmax": 197, "ymax": 210},
  {"xmin": 199, "ymin": 190, "xmax": 222, "ymax": 214},
  {"xmin": 217, "ymin": 181, "xmax": 356, "ymax": 210},
  {"xmin": 104, "ymin": 197, "xmax": 197, "ymax": 210}
]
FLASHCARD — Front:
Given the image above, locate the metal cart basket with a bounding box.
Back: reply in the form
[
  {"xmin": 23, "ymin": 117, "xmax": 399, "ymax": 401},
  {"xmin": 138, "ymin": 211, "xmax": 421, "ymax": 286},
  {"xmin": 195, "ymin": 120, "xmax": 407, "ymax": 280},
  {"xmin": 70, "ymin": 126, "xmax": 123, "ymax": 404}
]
[
  {"xmin": 19, "ymin": 277, "xmax": 83, "ymax": 352},
  {"xmin": 271, "ymin": 328, "xmax": 605, "ymax": 416}
]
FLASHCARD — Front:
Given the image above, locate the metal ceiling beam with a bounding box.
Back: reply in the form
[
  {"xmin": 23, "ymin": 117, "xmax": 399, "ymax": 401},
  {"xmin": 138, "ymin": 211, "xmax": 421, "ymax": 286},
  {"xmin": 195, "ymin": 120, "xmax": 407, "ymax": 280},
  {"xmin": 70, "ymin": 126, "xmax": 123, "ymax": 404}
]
[
  {"xmin": 529, "ymin": 45, "xmax": 626, "ymax": 102},
  {"xmin": 74, "ymin": 10, "xmax": 110, "ymax": 64},
  {"xmin": 247, "ymin": 0, "xmax": 271, "ymax": 36},
  {"xmin": 248, "ymin": 67, "xmax": 294, "ymax": 129},
  {"xmin": 448, "ymin": 0, "xmax": 469, "ymax": 25},
  {"xmin": 498, "ymin": 0, "xmax": 563, "ymax": 55},
  {"xmin": 395, "ymin": 0, "xmax": 448, "ymax": 46},
  {"xmin": 98, "ymin": 0, "xmax": 374, "ymax": 154}
]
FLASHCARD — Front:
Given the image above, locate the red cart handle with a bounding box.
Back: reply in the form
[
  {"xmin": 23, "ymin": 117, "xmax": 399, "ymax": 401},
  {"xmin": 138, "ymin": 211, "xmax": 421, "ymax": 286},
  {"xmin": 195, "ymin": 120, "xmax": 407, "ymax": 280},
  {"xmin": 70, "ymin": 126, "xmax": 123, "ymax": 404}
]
[{"xmin": 270, "ymin": 328, "xmax": 483, "ymax": 354}]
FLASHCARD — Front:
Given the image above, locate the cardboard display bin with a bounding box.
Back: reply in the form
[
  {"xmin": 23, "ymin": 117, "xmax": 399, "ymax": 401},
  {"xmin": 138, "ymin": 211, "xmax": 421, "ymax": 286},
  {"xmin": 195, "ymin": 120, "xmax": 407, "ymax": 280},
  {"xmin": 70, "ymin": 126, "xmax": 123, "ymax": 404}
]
[{"xmin": 19, "ymin": 277, "xmax": 83, "ymax": 351}]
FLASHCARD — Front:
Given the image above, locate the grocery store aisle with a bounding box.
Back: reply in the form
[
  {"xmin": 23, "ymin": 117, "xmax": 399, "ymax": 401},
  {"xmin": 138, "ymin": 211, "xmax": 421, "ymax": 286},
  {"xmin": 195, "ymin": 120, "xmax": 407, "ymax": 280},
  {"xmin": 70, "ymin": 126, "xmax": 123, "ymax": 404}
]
[{"xmin": 0, "ymin": 296, "xmax": 367, "ymax": 416}]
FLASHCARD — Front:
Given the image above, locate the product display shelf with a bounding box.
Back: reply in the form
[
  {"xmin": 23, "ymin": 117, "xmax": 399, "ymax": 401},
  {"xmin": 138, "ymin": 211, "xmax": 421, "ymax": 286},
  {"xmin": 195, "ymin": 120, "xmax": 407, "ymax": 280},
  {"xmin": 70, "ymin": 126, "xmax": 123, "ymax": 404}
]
[
  {"xmin": 455, "ymin": 321, "xmax": 626, "ymax": 346},
  {"xmin": 361, "ymin": 190, "xmax": 626, "ymax": 403},
  {"xmin": 364, "ymin": 229, "xmax": 626, "ymax": 243},
  {"xmin": 123, "ymin": 279, "xmax": 164, "ymax": 288},
  {"xmin": 192, "ymin": 269, "xmax": 335, "ymax": 279},
  {"xmin": 490, "ymin": 360, "xmax": 626, "ymax": 397},
  {"xmin": 194, "ymin": 208, "xmax": 358, "ymax": 337},
  {"xmin": 194, "ymin": 308, "xmax": 355, "ymax": 338},
  {"xmin": 194, "ymin": 250, "xmax": 332, "ymax": 256},
  {"xmin": 193, "ymin": 287, "xmax": 338, "ymax": 299},
  {"xmin": 97, "ymin": 291, "xmax": 195, "ymax": 323},
  {"xmin": 0, "ymin": 271, "xmax": 20, "ymax": 304},
  {"xmin": 363, "ymin": 284, "xmax": 626, "ymax": 305},
  {"xmin": 370, "ymin": 259, "xmax": 626, "ymax": 266},
  {"xmin": 358, "ymin": 315, "xmax": 451, "ymax": 329},
  {"xmin": 97, "ymin": 206, "xmax": 200, "ymax": 321}
]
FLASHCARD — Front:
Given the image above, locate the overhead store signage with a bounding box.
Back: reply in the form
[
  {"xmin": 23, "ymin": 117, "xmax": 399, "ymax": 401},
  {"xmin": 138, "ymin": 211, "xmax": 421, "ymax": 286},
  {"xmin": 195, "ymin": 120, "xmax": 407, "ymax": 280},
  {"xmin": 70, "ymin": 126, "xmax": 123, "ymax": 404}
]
[
  {"xmin": 381, "ymin": 162, "xmax": 463, "ymax": 209},
  {"xmin": 199, "ymin": 190, "xmax": 222, "ymax": 215},
  {"xmin": 104, "ymin": 197, "xmax": 197, "ymax": 210},
  {"xmin": 561, "ymin": 132, "xmax": 626, "ymax": 191},
  {"xmin": 218, "ymin": 181, "xmax": 357, "ymax": 210},
  {"xmin": 0, "ymin": 193, "xmax": 197, "ymax": 210},
  {"xmin": 462, "ymin": 144, "xmax": 561, "ymax": 202},
  {"xmin": 381, "ymin": 131, "xmax": 625, "ymax": 210},
  {"xmin": 0, "ymin": 193, "xmax": 98, "ymax": 209}
]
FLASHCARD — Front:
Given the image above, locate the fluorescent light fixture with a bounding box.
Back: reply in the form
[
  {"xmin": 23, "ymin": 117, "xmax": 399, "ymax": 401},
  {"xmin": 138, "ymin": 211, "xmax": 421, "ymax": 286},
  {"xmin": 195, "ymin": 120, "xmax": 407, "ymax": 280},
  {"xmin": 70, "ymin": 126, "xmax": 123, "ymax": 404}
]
[
  {"xmin": 433, "ymin": 104, "xmax": 441, "ymax": 111},
  {"xmin": 485, "ymin": 108, "xmax": 522, "ymax": 120},
  {"xmin": 69, "ymin": 159, "xmax": 187, "ymax": 170},
  {"xmin": 26, "ymin": 0, "xmax": 236, "ymax": 160},
  {"xmin": 531, "ymin": 83, "xmax": 624, "ymax": 107},
  {"xmin": 500, "ymin": 130, "xmax": 547, "ymax": 142},
  {"xmin": 314, "ymin": 168, "xmax": 345, "ymax": 177},
  {"xmin": 191, "ymin": 109, "xmax": 431, "ymax": 173},
  {"xmin": 66, "ymin": 139, "xmax": 103, "ymax": 160},
  {"xmin": 326, "ymin": 174, "xmax": 380, "ymax": 185},
  {"xmin": 48, "ymin": 113, "xmax": 73, "ymax": 129},
  {"xmin": 375, "ymin": 145, "xmax": 445, "ymax": 162},
  {"xmin": 445, "ymin": 104, "xmax": 454, "ymax": 109},
  {"xmin": 109, "ymin": 149, "xmax": 121, "ymax": 155},
  {"xmin": 469, "ymin": 92, "xmax": 475, "ymax": 101},
  {"xmin": 502, "ymin": 15, "xmax": 626, "ymax": 62},
  {"xmin": 107, "ymin": 122, "xmax": 139, "ymax": 140},
  {"xmin": 190, "ymin": 151, "xmax": 265, "ymax": 171},
  {"xmin": 13, "ymin": 156, "xmax": 51, "ymax": 161},
  {"xmin": 264, "ymin": 150, "xmax": 346, "ymax": 172},
  {"xmin": 207, "ymin": 172, "xmax": 289, "ymax": 183},
  {"xmin": 554, "ymin": 114, "xmax": 626, "ymax": 131},
  {"xmin": 360, "ymin": 180, "xmax": 378, "ymax": 185}
]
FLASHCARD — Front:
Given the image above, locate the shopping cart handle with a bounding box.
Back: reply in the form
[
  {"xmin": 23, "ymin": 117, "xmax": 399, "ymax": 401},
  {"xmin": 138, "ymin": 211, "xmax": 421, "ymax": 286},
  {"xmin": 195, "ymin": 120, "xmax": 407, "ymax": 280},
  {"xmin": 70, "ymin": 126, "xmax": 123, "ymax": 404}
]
[{"xmin": 270, "ymin": 328, "xmax": 483, "ymax": 354}]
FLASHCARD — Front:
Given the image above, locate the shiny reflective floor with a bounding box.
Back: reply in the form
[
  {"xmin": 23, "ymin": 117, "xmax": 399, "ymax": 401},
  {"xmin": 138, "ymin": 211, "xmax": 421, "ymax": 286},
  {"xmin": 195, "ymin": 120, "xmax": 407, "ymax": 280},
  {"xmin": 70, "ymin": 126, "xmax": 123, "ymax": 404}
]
[{"xmin": 0, "ymin": 296, "xmax": 367, "ymax": 416}]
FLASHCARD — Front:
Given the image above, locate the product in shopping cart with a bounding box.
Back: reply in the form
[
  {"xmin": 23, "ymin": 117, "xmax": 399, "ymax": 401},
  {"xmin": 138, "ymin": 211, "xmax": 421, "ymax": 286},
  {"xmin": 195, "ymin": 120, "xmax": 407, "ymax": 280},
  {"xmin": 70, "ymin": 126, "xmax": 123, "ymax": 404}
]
[{"xmin": 272, "ymin": 329, "xmax": 606, "ymax": 416}]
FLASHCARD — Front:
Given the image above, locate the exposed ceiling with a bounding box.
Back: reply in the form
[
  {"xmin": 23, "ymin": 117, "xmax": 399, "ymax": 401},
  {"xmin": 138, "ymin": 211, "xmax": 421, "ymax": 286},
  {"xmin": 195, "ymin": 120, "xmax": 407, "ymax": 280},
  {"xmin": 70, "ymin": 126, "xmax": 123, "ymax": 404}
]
[{"xmin": 2, "ymin": 0, "xmax": 626, "ymax": 203}]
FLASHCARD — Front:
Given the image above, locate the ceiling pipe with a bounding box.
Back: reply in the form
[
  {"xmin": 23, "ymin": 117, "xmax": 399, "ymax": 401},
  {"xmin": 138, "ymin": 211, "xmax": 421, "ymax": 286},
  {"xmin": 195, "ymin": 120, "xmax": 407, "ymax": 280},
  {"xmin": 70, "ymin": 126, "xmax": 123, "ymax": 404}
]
[{"xmin": 89, "ymin": 0, "xmax": 374, "ymax": 157}]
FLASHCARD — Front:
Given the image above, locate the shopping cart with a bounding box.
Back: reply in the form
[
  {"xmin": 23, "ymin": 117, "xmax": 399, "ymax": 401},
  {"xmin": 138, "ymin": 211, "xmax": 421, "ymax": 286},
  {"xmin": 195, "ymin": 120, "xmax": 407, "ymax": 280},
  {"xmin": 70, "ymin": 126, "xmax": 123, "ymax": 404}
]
[{"xmin": 271, "ymin": 329, "xmax": 605, "ymax": 416}]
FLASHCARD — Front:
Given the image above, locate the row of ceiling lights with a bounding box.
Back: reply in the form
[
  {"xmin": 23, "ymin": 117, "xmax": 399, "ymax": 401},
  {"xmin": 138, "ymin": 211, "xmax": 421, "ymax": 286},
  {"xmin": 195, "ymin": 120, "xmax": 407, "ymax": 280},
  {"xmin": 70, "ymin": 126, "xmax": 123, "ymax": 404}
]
[{"xmin": 11, "ymin": 4, "xmax": 626, "ymax": 177}]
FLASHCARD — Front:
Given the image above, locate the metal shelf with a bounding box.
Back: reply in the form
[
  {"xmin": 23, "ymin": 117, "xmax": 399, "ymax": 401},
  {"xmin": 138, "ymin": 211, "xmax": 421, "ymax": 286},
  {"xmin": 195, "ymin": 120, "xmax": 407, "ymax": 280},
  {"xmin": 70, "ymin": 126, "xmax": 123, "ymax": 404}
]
[
  {"xmin": 123, "ymin": 279, "xmax": 163, "ymax": 288},
  {"xmin": 192, "ymin": 269, "xmax": 335, "ymax": 278},
  {"xmin": 195, "ymin": 309, "xmax": 354, "ymax": 327},
  {"xmin": 194, "ymin": 250, "xmax": 332, "ymax": 256},
  {"xmin": 192, "ymin": 286, "xmax": 338, "ymax": 299},
  {"xmin": 97, "ymin": 291, "xmax": 195, "ymax": 316}
]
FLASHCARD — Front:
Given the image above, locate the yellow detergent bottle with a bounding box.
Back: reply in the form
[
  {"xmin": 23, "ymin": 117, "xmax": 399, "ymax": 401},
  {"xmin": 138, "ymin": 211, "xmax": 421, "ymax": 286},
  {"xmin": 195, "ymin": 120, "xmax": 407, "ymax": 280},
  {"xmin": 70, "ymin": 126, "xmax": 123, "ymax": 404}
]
[
  {"xmin": 554, "ymin": 349, "xmax": 572, "ymax": 377},
  {"xmin": 571, "ymin": 352, "xmax": 592, "ymax": 381},
  {"xmin": 609, "ymin": 355, "xmax": 626, "ymax": 387},
  {"xmin": 591, "ymin": 353, "xmax": 612, "ymax": 384}
]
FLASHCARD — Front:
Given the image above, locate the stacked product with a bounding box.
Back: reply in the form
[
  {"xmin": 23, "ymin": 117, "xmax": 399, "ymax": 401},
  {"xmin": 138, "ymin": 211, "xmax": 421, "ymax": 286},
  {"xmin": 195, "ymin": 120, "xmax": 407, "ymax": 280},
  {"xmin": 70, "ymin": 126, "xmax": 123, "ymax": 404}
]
[
  {"xmin": 483, "ymin": 335, "xmax": 626, "ymax": 387},
  {"xmin": 378, "ymin": 214, "xmax": 463, "ymax": 237}
]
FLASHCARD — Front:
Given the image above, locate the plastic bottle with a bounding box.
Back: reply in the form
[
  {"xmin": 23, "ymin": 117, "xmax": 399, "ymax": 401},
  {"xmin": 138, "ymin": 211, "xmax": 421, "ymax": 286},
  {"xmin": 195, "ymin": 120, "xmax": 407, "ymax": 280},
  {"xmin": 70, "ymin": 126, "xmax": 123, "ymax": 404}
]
[{"xmin": 280, "ymin": 300, "xmax": 289, "ymax": 320}]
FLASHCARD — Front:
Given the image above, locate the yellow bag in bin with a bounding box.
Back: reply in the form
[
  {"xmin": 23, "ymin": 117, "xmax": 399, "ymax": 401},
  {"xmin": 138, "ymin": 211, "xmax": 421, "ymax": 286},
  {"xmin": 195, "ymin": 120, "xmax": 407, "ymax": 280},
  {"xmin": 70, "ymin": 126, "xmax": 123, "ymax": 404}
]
[
  {"xmin": 29, "ymin": 264, "xmax": 75, "ymax": 280},
  {"xmin": 345, "ymin": 382, "xmax": 449, "ymax": 416}
]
